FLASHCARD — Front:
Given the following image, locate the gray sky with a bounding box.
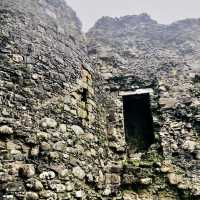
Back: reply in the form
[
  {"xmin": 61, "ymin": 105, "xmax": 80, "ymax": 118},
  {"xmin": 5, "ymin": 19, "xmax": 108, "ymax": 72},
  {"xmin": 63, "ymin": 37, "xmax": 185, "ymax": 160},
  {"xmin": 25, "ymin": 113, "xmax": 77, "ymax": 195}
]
[{"xmin": 66, "ymin": 0, "xmax": 200, "ymax": 32}]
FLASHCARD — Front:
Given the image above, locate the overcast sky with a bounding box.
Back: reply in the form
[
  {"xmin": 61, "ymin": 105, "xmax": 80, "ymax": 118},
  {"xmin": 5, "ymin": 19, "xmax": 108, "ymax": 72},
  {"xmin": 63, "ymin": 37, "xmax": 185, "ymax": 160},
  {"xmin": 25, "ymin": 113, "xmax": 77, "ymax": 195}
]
[{"xmin": 66, "ymin": 0, "xmax": 200, "ymax": 32}]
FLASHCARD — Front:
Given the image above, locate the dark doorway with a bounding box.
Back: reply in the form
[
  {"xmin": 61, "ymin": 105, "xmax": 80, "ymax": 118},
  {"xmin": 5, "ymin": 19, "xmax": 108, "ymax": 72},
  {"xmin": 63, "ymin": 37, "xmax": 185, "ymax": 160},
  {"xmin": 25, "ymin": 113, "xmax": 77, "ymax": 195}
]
[
  {"xmin": 81, "ymin": 88, "xmax": 88, "ymax": 102},
  {"xmin": 123, "ymin": 93, "xmax": 154, "ymax": 151}
]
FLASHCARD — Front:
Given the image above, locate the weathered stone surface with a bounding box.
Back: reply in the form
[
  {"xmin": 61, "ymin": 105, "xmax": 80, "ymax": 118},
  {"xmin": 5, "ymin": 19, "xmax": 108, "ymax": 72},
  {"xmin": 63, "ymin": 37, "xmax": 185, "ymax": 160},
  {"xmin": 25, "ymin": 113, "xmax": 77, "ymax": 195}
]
[
  {"xmin": 25, "ymin": 192, "xmax": 39, "ymax": 200},
  {"xmin": 72, "ymin": 166, "xmax": 85, "ymax": 180},
  {"xmin": 123, "ymin": 191, "xmax": 139, "ymax": 200},
  {"xmin": 12, "ymin": 54, "xmax": 23, "ymax": 63},
  {"xmin": 159, "ymin": 98, "xmax": 177, "ymax": 108},
  {"xmin": 71, "ymin": 125, "xmax": 84, "ymax": 135},
  {"xmin": 182, "ymin": 140, "xmax": 196, "ymax": 152},
  {"xmin": 39, "ymin": 190, "xmax": 57, "ymax": 199},
  {"xmin": 50, "ymin": 183, "xmax": 66, "ymax": 192},
  {"xmin": 53, "ymin": 141, "xmax": 67, "ymax": 152},
  {"xmin": 40, "ymin": 118, "xmax": 57, "ymax": 129},
  {"xmin": 66, "ymin": 182, "xmax": 74, "ymax": 191},
  {"xmin": 0, "ymin": 125, "xmax": 13, "ymax": 135},
  {"xmin": 39, "ymin": 171, "xmax": 56, "ymax": 180},
  {"xmin": 167, "ymin": 173, "xmax": 182, "ymax": 185},
  {"xmin": 26, "ymin": 178, "xmax": 43, "ymax": 191},
  {"xmin": 30, "ymin": 146, "xmax": 39, "ymax": 157},
  {"xmin": 140, "ymin": 178, "xmax": 152, "ymax": 185},
  {"xmin": 105, "ymin": 173, "xmax": 121, "ymax": 185},
  {"xmin": 19, "ymin": 165, "xmax": 35, "ymax": 178},
  {"xmin": 40, "ymin": 142, "xmax": 51, "ymax": 151},
  {"xmin": 75, "ymin": 190, "xmax": 85, "ymax": 198}
]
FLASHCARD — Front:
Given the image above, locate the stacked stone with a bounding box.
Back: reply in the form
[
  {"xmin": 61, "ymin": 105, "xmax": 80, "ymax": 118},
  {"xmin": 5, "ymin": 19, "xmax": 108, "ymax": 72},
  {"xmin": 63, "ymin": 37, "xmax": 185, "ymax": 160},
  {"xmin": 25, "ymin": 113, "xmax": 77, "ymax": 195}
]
[{"xmin": 0, "ymin": 0, "xmax": 112, "ymax": 199}]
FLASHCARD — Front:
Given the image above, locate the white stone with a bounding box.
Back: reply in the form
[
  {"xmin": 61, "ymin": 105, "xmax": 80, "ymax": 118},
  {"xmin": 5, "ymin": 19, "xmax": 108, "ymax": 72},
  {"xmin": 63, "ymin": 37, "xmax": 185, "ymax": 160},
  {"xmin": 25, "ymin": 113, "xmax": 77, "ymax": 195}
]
[
  {"xmin": 75, "ymin": 190, "xmax": 84, "ymax": 198},
  {"xmin": 72, "ymin": 166, "xmax": 85, "ymax": 180},
  {"xmin": 182, "ymin": 140, "xmax": 196, "ymax": 152},
  {"xmin": 140, "ymin": 178, "xmax": 152, "ymax": 185},
  {"xmin": 40, "ymin": 118, "xmax": 57, "ymax": 128},
  {"xmin": 39, "ymin": 171, "xmax": 56, "ymax": 180},
  {"xmin": 103, "ymin": 186, "xmax": 112, "ymax": 196},
  {"xmin": 71, "ymin": 125, "xmax": 84, "ymax": 135},
  {"xmin": 66, "ymin": 182, "xmax": 74, "ymax": 191},
  {"xmin": 12, "ymin": 54, "xmax": 23, "ymax": 63},
  {"xmin": 0, "ymin": 125, "xmax": 13, "ymax": 135},
  {"xmin": 59, "ymin": 124, "xmax": 67, "ymax": 132}
]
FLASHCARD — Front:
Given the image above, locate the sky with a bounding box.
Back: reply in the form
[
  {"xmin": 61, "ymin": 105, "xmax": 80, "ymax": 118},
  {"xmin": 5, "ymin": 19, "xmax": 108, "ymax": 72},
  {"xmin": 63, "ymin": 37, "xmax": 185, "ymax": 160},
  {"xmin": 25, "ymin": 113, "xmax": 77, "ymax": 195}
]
[{"xmin": 66, "ymin": 0, "xmax": 200, "ymax": 32}]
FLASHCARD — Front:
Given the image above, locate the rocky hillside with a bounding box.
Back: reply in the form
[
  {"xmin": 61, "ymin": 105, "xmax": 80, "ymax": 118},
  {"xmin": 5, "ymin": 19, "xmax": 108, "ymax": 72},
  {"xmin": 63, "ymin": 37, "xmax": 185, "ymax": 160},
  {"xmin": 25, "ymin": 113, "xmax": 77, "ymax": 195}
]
[{"xmin": 87, "ymin": 14, "xmax": 200, "ymax": 70}]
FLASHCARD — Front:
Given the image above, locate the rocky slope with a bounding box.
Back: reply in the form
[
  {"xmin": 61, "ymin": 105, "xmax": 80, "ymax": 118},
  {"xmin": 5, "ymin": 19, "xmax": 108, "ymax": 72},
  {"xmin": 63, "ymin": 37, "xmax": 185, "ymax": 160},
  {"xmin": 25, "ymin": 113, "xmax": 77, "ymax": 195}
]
[{"xmin": 87, "ymin": 14, "xmax": 200, "ymax": 70}]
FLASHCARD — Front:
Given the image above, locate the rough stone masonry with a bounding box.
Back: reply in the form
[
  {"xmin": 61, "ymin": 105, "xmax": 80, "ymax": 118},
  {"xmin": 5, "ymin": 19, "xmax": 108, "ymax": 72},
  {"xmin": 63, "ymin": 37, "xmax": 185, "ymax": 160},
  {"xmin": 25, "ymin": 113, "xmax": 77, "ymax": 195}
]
[{"xmin": 0, "ymin": 0, "xmax": 199, "ymax": 200}]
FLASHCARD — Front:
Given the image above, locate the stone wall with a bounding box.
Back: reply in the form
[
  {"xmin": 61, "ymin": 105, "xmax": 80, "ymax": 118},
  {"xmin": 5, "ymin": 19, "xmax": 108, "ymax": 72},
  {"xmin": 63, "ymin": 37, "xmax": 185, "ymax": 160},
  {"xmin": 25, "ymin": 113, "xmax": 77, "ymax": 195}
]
[
  {"xmin": 0, "ymin": 1, "xmax": 114, "ymax": 199},
  {"xmin": 0, "ymin": 0, "xmax": 200, "ymax": 199},
  {"xmin": 92, "ymin": 58, "xmax": 200, "ymax": 199}
]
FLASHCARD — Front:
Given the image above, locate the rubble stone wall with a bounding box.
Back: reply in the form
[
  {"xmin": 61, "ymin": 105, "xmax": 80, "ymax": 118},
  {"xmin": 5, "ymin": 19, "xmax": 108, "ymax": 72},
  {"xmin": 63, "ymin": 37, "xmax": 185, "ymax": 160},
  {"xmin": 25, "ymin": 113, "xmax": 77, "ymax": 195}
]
[
  {"xmin": 95, "ymin": 59, "xmax": 200, "ymax": 199},
  {"xmin": 0, "ymin": 0, "xmax": 113, "ymax": 199}
]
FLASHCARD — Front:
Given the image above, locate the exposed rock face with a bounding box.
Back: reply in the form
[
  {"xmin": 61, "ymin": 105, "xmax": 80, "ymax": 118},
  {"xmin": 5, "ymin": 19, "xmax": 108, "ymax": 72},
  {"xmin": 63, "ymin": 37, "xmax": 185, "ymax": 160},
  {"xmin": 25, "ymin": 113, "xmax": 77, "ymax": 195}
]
[
  {"xmin": 87, "ymin": 14, "xmax": 200, "ymax": 69},
  {"xmin": 0, "ymin": 0, "xmax": 200, "ymax": 199}
]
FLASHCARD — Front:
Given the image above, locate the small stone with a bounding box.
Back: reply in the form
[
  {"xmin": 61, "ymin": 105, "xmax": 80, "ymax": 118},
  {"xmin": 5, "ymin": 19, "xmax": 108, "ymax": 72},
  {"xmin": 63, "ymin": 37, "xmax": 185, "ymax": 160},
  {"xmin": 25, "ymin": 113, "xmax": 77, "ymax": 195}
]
[
  {"xmin": 0, "ymin": 173, "xmax": 14, "ymax": 183},
  {"xmin": 77, "ymin": 108, "xmax": 87, "ymax": 118},
  {"xmin": 167, "ymin": 173, "xmax": 182, "ymax": 185},
  {"xmin": 49, "ymin": 152, "xmax": 59, "ymax": 160},
  {"xmin": 159, "ymin": 98, "xmax": 176, "ymax": 108},
  {"xmin": 161, "ymin": 160, "xmax": 174, "ymax": 173},
  {"xmin": 59, "ymin": 124, "xmax": 67, "ymax": 133},
  {"xmin": 86, "ymin": 173, "xmax": 93, "ymax": 182},
  {"xmin": 60, "ymin": 169, "xmax": 69, "ymax": 178},
  {"xmin": 40, "ymin": 118, "xmax": 57, "ymax": 128},
  {"xmin": 103, "ymin": 186, "xmax": 112, "ymax": 196},
  {"xmin": 12, "ymin": 54, "xmax": 23, "ymax": 63},
  {"xmin": 177, "ymin": 182, "xmax": 190, "ymax": 190},
  {"xmin": 72, "ymin": 166, "xmax": 85, "ymax": 180},
  {"xmin": 2, "ymin": 195, "xmax": 15, "ymax": 200},
  {"xmin": 39, "ymin": 190, "xmax": 57, "ymax": 198},
  {"xmin": 66, "ymin": 182, "xmax": 74, "ymax": 191},
  {"xmin": 39, "ymin": 171, "xmax": 56, "ymax": 180},
  {"xmin": 2, "ymin": 108, "xmax": 9, "ymax": 116},
  {"xmin": 195, "ymin": 151, "xmax": 200, "ymax": 160},
  {"xmin": 123, "ymin": 191, "xmax": 139, "ymax": 200},
  {"xmin": 0, "ymin": 125, "xmax": 13, "ymax": 135},
  {"xmin": 4, "ymin": 181, "xmax": 25, "ymax": 192},
  {"xmin": 75, "ymin": 190, "xmax": 84, "ymax": 198},
  {"xmin": 50, "ymin": 183, "xmax": 66, "ymax": 192},
  {"xmin": 105, "ymin": 173, "xmax": 121, "ymax": 185},
  {"xmin": 34, "ymin": 179, "xmax": 44, "ymax": 191},
  {"xmin": 30, "ymin": 146, "xmax": 39, "ymax": 157},
  {"xmin": 71, "ymin": 125, "xmax": 84, "ymax": 135},
  {"xmin": 40, "ymin": 142, "xmax": 51, "ymax": 151},
  {"xmin": 53, "ymin": 141, "xmax": 66, "ymax": 152},
  {"xmin": 182, "ymin": 140, "xmax": 196, "ymax": 152},
  {"xmin": 140, "ymin": 178, "xmax": 152, "ymax": 185},
  {"xmin": 37, "ymin": 131, "xmax": 49, "ymax": 141},
  {"xmin": 185, "ymin": 123, "xmax": 192, "ymax": 129},
  {"xmin": 25, "ymin": 192, "xmax": 39, "ymax": 200},
  {"xmin": 19, "ymin": 165, "xmax": 35, "ymax": 178}
]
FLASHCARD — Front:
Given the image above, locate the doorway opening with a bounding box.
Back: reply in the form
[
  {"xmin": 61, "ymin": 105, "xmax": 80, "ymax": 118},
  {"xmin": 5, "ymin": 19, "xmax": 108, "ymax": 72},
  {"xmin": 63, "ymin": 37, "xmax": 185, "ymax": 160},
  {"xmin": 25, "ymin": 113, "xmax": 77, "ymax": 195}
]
[
  {"xmin": 123, "ymin": 93, "xmax": 154, "ymax": 151},
  {"xmin": 81, "ymin": 88, "xmax": 88, "ymax": 102}
]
